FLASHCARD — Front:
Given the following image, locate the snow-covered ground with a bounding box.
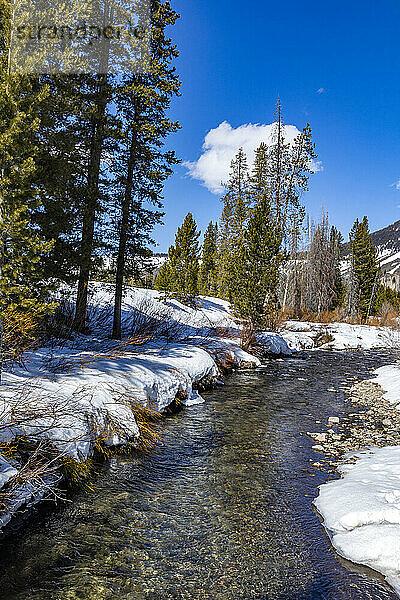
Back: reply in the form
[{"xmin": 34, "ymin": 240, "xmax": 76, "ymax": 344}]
[
  {"xmin": 3, "ymin": 283, "xmax": 400, "ymax": 536},
  {"xmin": 315, "ymin": 447, "xmax": 400, "ymax": 596},
  {"xmin": 281, "ymin": 320, "xmax": 400, "ymax": 351},
  {"xmin": 0, "ymin": 284, "xmax": 291, "ymax": 531},
  {"xmin": 370, "ymin": 365, "xmax": 400, "ymax": 407},
  {"xmin": 315, "ymin": 364, "xmax": 400, "ymax": 596}
]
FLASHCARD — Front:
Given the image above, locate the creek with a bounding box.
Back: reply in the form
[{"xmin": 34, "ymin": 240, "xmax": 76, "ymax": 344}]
[{"xmin": 0, "ymin": 350, "xmax": 398, "ymax": 600}]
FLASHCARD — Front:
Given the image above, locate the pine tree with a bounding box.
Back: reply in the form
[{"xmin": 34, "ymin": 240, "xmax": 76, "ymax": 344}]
[
  {"xmin": 265, "ymin": 102, "xmax": 316, "ymax": 314},
  {"xmin": 110, "ymin": 1, "xmax": 181, "ymax": 339},
  {"xmin": 154, "ymin": 254, "xmax": 174, "ymax": 292},
  {"xmin": 0, "ymin": 7, "xmax": 54, "ymax": 310},
  {"xmin": 267, "ymin": 99, "xmax": 288, "ymax": 227},
  {"xmin": 199, "ymin": 222, "xmax": 218, "ymax": 296},
  {"xmin": 215, "ymin": 102, "xmax": 317, "ymax": 316},
  {"xmin": 233, "ymin": 196, "xmax": 283, "ymax": 333},
  {"xmin": 346, "ymin": 220, "xmax": 359, "ymax": 319},
  {"xmin": 231, "ymin": 143, "xmax": 283, "ymax": 334},
  {"xmin": 72, "ymin": 18, "xmax": 125, "ymax": 330},
  {"xmin": 32, "ymin": 75, "xmax": 90, "ymax": 284},
  {"xmin": 347, "ymin": 216, "xmax": 380, "ymax": 322},
  {"xmin": 154, "ymin": 213, "xmax": 200, "ymax": 301},
  {"xmin": 329, "ymin": 226, "xmax": 345, "ymax": 308},
  {"xmin": 218, "ymin": 147, "xmax": 250, "ymax": 300},
  {"xmin": 0, "ymin": 5, "xmax": 57, "ymax": 376},
  {"xmin": 266, "ymin": 101, "xmax": 316, "ymax": 239},
  {"xmin": 73, "ymin": 72, "xmax": 112, "ymax": 331}
]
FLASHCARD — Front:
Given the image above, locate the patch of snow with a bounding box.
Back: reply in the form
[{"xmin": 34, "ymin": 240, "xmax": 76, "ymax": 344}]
[
  {"xmin": 183, "ymin": 390, "xmax": 205, "ymax": 406},
  {"xmin": 281, "ymin": 321, "xmax": 400, "ymax": 351},
  {"xmin": 284, "ymin": 320, "xmax": 313, "ymax": 332},
  {"xmin": 257, "ymin": 332, "xmax": 293, "ymax": 355},
  {"xmin": 0, "ymin": 456, "xmax": 18, "ymax": 488},
  {"xmin": 280, "ymin": 330, "xmax": 316, "ymax": 350},
  {"xmin": 227, "ymin": 343, "xmax": 262, "ymax": 366},
  {"xmin": 380, "ymin": 251, "xmax": 400, "ymax": 267},
  {"xmin": 327, "ymin": 323, "xmax": 400, "ymax": 350},
  {"xmin": 370, "ymin": 365, "xmax": 400, "ymax": 407},
  {"xmin": 315, "ymin": 447, "xmax": 400, "ymax": 596},
  {"xmin": 0, "ymin": 473, "xmax": 61, "ymax": 531},
  {"xmin": 0, "ymin": 343, "xmax": 219, "ymax": 460}
]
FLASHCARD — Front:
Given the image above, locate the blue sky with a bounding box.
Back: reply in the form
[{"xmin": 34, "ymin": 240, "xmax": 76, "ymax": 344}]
[{"xmin": 153, "ymin": 0, "xmax": 400, "ymax": 251}]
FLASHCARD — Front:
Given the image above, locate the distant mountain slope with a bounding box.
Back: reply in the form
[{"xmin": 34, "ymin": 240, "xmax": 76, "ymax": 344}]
[
  {"xmin": 343, "ymin": 219, "xmax": 400, "ymax": 289},
  {"xmin": 371, "ymin": 220, "xmax": 400, "ymax": 255}
]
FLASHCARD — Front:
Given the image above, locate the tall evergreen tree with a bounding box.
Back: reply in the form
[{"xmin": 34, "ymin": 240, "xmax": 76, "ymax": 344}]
[
  {"xmin": 329, "ymin": 225, "xmax": 345, "ymax": 308},
  {"xmin": 0, "ymin": 4, "xmax": 58, "ymax": 376},
  {"xmin": 32, "ymin": 75, "xmax": 90, "ymax": 284},
  {"xmin": 267, "ymin": 100, "xmax": 316, "ymax": 240},
  {"xmin": 347, "ymin": 216, "xmax": 380, "ymax": 321},
  {"xmin": 231, "ymin": 143, "xmax": 283, "ymax": 334},
  {"xmin": 233, "ymin": 196, "xmax": 283, "ymax": 334},
  {"xmin": 199, "ymin": 221, "xmax": 218, "ymax": 296},
  {"xmin": 0, "ymin": 4, "xmax": 54, "ymax": 310},
  {"xmin": 154, "ymin": 212, "xmax": 200, "ymax": 300},
  {"xmin": 110, "ymin": 1, "xmax": 181, "ymax": 339},
  {"xmin": 72, "ymin": 9, "xmax": 125, "ymax": 330},
  {"xmin": 267, "ymin": 101, "xmax": 316, "ymax": 313},
  {"xmin": 73, "ymin": 72, "xmax": 112, "ymax": 331},
  {"xmin": 216, "ymin": 103, "xmax": 317, "ymax": 315},
  {"xmin": 218, "ymin": 147, "xmax": 250, "ymax": 300}
]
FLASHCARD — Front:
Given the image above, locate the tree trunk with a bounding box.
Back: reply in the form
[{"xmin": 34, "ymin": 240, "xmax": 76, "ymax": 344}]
[
  {"xmin": 282, "ymin": 269, "xmax": 289, "ymax": 311},
  {"xmin": 73, "ymin": 74, "xmax": 109, "ymax": 332},
  {"xmin": 112, "ymin": 123, "xmax": 137, "ymax": 340},
  {"xmin": 276, "ymin": 99, "xmax": 282, "ymax": 227},
  {"xmin": 74, "ymin": 0, "xmax": 114, "ymax": 331}
]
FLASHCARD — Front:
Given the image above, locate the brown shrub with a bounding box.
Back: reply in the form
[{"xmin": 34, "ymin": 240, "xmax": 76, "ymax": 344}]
[{"xmin": 1, "ymin": 306, "xmax": 42, "ymax": 366}]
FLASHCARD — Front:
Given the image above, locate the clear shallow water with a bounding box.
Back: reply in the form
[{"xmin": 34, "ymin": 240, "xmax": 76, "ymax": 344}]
[{"xmin": 1, "ymin": 350, "xmax": 399, "ymax": 600}]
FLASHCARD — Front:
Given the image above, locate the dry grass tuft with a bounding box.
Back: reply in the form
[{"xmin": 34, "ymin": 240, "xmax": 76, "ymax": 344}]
[
  {"xmin": 117, "ymin": 393, "xmax": 164, "ymax": 452},
  {"xmin": 61, "ymin": 456, "xmax": 96, "ymax": 490},
  {"xmin": 1, "ymin": 305, "xmax": 50, "ymax": 368}
]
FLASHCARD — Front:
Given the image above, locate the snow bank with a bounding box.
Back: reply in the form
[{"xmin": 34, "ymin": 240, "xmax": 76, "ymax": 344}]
[
  {"xmin": 314, "ymin": 362, "xmax": 400, "ymax": 596},
  {"xmin": 0, "ymin": 344, "xmax": 220, "ymax": 460},
  {"xmin": 257, "ymin": 332, "xmax": 293, "ymax": 355},
  {"xmin": 83, "ymin": 284, "xmax": 237, "ymax": 333},
  {"xmin": 315, "ymin": 447, "xmax": 400, "ymax": 596},
  {"xmin": 281, "ymin": 321, "xmax": 400, "ymax": 351},
  {"xmin": 0, "ymin": 473, "xmax": 60, "ymax": 531},
  {"xmin": 0, "ymin": 456, "xmax": 18, "ymax": 488},
  {"xmin": 327, "ymin": 323, "xmax": 400, "ymax": 350},
  {"xmin": 280, "ymin": 329, "xmax": 316, "ymax": 351},
  {"xmin": 0, "ymin": 284, "xmax": 291, "ymax": 531},
  {"xmin": 370, "ymin": 365, "xmax": 400, "ymax": 407}
]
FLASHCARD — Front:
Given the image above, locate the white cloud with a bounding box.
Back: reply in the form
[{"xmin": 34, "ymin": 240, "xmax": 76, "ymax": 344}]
[
  {"xmin": 185, "ymin": 121, "xmax": 304, "ymax": 194},
  {"xmin": 317, "ymin": 87, "xmax": 325, "ymax": 94},
  {"xmin": 394, "ymin": 179, "xmax": 400, "ymax": 191}
]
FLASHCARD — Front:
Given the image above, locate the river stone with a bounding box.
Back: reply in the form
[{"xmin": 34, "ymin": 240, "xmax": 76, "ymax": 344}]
[{"xmin": 312, "ymin": 433, "xmax": 327, "ymax": 442}]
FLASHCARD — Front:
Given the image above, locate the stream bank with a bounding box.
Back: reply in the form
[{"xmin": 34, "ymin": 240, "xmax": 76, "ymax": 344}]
[
  {"xmin": 308, "ymin": 372, "xmax": 400, "ymax": 467},
  {"xmin": 0, "ymin": 350, "xmax": 398, "ymax": 600}
]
